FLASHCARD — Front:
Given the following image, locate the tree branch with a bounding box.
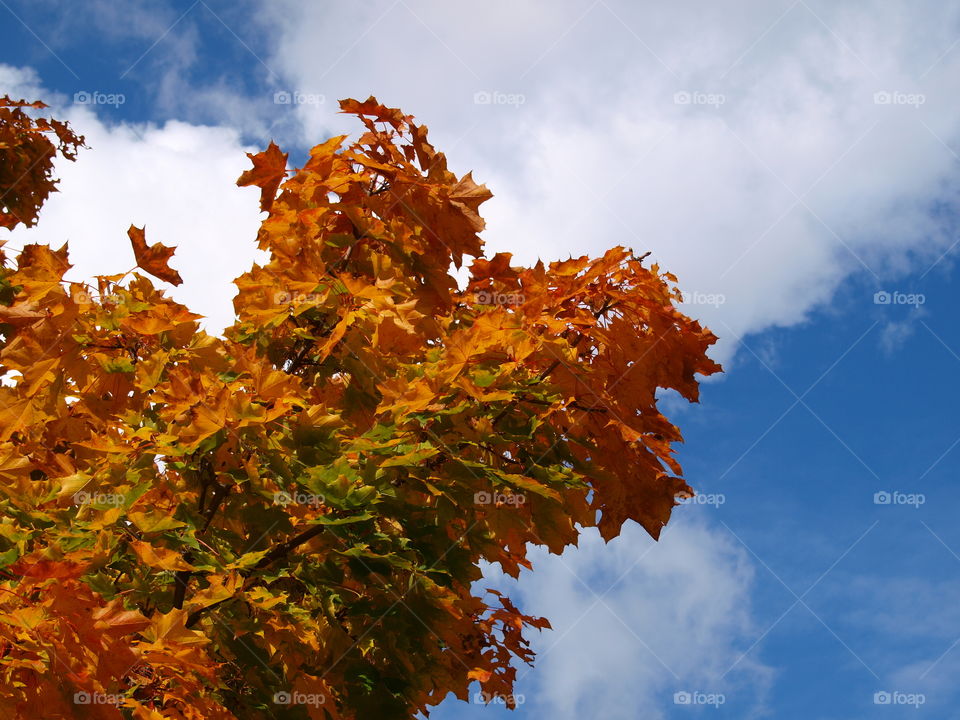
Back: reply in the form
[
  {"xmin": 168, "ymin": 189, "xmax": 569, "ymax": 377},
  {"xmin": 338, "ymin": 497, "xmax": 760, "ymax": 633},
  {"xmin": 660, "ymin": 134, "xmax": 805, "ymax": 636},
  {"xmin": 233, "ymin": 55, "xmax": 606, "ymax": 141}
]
[
  {"xmin": 173, "ymin": 458, "xmax": 225, "ymax": 610},
  {"xmin": 183, "ymin": 523, "xmax": 328, "ymax": 628},
  {"xmin": 253, "ymin": 523, "xmax": 326, "ymax": 571}
]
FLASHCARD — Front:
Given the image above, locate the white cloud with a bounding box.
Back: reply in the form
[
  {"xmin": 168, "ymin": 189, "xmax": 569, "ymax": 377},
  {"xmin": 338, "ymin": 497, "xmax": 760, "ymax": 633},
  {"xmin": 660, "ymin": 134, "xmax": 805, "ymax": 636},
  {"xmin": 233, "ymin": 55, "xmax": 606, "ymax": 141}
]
[
  {"xmin": 259, "ymin": 0, "xmax": 960, "ymax": 364},
  {"xmin": 0, "ymin": 64, "xmax": 45, "ymax": 103},
  {"xmin": 1, "ymin": 64, "xmax": 266, "ymax": 335},
  {"xmin": 480, "ymin": 518, "xmax": 773, "ymax": 719},
  {"xmin": 878, "ymin": 316, "xmax": 920, "ymax": 354}
]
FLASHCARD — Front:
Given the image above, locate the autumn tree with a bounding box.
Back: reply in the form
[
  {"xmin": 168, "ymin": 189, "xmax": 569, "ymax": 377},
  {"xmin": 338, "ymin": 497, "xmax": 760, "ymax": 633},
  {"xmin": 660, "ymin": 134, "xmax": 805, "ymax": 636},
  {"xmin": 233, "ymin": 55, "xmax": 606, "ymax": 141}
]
[
  {"xmin": 0, "ymin": 96, "xmax": 720, "ymax": 719},
  {"xmin": 0, "ymin": 96, "xmax": 84, "ymax": 230}
]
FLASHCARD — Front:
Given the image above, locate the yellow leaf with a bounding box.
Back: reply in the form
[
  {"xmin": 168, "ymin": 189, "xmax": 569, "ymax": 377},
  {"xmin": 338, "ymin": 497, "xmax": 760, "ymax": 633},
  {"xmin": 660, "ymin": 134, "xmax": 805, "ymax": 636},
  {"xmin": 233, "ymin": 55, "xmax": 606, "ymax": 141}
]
[
  {"xmin": 141, "ymin": 609, "xmax": 209, "ymax": 646},
  {"xmin": 187, "ymin": 574, "xmax": 240, "ymax": 611},
  {"xmin": 130, "ymin": 541, "xmax": 195, "ymax": 571},
  {"xmin": 56, "ymin": 472, "xmax": 91, "ymax": 499},
  {"xmin": 128, "ymin": 511, "xmax": 186, "ymax": 534}
]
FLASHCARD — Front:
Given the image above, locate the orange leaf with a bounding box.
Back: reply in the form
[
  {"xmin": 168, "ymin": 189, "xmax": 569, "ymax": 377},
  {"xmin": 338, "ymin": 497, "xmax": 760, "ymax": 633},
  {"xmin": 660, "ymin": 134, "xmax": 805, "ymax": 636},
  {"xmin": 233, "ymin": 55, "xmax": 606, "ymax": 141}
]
[
  {"xmin": 237, "ymin": 141, "xmax": 288, "ymax": 212},
  {"xmin": 130, "ymin": 541, "xmax": 196, "ymax": 572},
  {"xmin": 10, "ymin": 557, "xmax": 90, "ymax": 579},
  {"xmin": 0, "ymin": 302, "xmax": 47, "ymax": 326},
  {"xmin": 127, "ymin": 224, "xmax": 183, "ymax": 285},
  {"xmin": 467, "ymin": 669, "xmax": 491, "ymax": 683},
  {"xmin": 92, "ymin": 600, "xmax": 150, "ymax": 637}
]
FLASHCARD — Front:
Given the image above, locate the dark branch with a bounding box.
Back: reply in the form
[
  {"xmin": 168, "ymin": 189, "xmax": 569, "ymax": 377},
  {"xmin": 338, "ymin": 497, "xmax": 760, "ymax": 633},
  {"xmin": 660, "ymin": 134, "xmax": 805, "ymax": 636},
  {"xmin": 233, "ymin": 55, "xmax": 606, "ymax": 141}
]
[{"xmin": 253, "ymin": 523, "xmax": 326, "ymax": 571}]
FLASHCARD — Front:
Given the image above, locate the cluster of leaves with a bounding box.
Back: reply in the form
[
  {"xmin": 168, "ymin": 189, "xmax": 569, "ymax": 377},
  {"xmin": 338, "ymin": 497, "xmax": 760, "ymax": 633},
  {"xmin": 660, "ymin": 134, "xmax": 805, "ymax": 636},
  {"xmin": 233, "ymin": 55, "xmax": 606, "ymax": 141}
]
[
  {"xmin": 0, "ymin": 96, "xmax": 84, "ymax": 230},
  {"xmin": 0, "ymin": 97, "xmax": 720, "ymax": 719}
]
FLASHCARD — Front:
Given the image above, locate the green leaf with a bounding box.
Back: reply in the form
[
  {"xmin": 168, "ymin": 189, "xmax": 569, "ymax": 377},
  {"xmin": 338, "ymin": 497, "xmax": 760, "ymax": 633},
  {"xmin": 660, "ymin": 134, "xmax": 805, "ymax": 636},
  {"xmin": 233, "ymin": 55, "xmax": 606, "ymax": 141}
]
[
  {"xmin": 99, "ymin": 357, "xmax": 135, "ymax": 374},
  {"xmin": 489, "ymin": 469, "xmax": 562, "ymax": 501}
]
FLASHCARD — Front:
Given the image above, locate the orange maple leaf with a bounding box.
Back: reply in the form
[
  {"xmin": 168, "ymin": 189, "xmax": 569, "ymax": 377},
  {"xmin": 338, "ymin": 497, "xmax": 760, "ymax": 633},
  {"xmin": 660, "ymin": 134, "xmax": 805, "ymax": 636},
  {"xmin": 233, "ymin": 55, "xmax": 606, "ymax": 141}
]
[
  {"xmin": 127, "ymin": 224, "xmax": 183, "ymax": 286},
  {"xmin": 236, "ymin": 140, "xmax": 288, "ymax": 212}
]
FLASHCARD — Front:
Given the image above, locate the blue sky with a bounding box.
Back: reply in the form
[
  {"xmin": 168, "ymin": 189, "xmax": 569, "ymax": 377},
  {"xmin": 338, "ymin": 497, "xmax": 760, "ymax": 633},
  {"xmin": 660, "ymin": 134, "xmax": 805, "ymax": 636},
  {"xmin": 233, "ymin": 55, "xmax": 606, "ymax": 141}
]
[{"xmin": 3, "ymin": 1, "xmax": 960, "ymax": 718}]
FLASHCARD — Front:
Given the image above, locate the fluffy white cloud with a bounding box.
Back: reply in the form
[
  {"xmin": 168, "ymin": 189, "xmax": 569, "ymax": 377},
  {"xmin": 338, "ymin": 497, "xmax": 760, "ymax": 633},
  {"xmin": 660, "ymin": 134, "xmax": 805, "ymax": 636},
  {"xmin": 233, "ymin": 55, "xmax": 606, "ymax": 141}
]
[
  {"xmin": 478, "ymin": 518, "xmax": 772, "ymax": 719},
  {"xmin": 259, "ymin": 0, "xmax": 960, "ymax": 363},
  {"xmin": 1, "ymin": 64, "xmax": 266, "ymax": 334}
]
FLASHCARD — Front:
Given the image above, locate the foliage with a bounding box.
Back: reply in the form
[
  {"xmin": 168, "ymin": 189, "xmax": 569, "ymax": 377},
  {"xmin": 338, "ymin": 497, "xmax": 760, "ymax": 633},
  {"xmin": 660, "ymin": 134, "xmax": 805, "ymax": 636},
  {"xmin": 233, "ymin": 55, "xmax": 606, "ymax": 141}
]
[
  {"xmin": 0, "ymin": 96, "xmax": 720, "ymax": 719},
  {"xmin": 0, "ymin": 96, "xmax": 84, "ymax": 230}
]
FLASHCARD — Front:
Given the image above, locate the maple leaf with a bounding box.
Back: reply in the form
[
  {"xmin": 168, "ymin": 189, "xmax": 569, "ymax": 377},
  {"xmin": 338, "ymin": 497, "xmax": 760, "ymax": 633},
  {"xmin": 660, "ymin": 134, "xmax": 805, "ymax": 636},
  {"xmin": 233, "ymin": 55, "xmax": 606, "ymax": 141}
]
[
  {"xmin": 91, "ymin": 600, "xmax": 151, "ymax": 637},
  {"xmin": 127, "ymin": 224, "xmax": 184, "ymax": 285},
  {"xmin": 236, "ymin": 140, "xmax": 288, "ymax": 212},
  {"xmin": 0, "ymin": 302, "xmax": 47, "ymax": 326},
  {"xmin": 130, "ymin": 541, "xmax": 196, "ymax": 572}
]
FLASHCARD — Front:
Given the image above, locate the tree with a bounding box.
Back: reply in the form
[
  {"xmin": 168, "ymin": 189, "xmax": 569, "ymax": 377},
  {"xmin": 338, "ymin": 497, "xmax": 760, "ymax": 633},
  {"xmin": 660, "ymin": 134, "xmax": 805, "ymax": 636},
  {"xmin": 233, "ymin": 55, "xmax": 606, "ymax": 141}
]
[
  {"xmin": 0, "ymin": 96, "xmax": 84, "ymax": 230},
  {"xmin": 0, "ymin": 95, "xmax": 720, "ymax": 719}
]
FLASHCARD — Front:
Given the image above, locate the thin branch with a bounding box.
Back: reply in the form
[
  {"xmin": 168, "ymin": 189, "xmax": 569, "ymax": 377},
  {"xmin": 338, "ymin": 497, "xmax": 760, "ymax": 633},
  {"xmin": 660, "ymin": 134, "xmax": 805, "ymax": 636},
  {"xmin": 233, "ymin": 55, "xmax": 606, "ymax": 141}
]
[
  {"xmin": 253, "ymin": 523, "xmax": 326, "ymax": 571},
  {"xmin": 184, "ymin": 523, "xmax": 327, "ymax": 628},
  {"xmin": 477, "ymin": 443, "xmax": 524, "ymax": 467}
]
